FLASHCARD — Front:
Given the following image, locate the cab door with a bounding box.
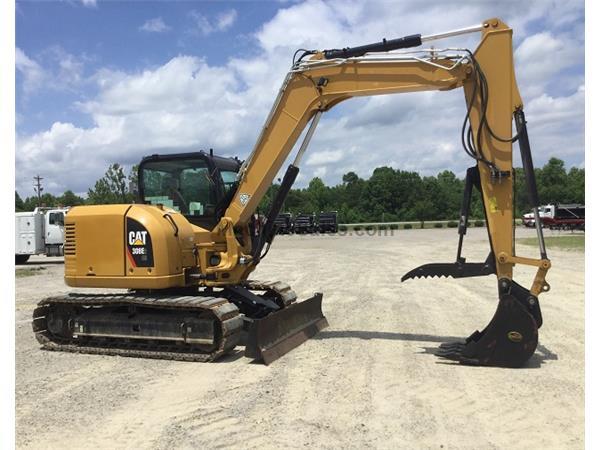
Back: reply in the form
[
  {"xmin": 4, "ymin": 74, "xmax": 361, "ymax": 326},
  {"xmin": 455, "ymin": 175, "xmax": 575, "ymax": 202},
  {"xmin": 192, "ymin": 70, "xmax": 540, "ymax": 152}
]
[{"xmin": 46, "ymin": 210, "xmax": 65, "ymax": 245}]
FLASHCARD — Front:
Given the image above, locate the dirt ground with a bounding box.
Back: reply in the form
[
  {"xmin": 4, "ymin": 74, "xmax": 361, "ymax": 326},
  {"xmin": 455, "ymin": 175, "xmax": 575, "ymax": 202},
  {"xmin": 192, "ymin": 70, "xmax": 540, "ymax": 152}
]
[{"xmin": 15, "ymin": 227, "xmax": 584, "ymax": 449}]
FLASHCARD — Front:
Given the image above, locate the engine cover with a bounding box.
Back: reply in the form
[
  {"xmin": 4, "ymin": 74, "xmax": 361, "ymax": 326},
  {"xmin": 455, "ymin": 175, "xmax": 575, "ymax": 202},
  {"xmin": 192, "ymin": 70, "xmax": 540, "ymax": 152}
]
[{"xmin": 64, "ymin": 204, "xmax": 196, "ymax": 289}]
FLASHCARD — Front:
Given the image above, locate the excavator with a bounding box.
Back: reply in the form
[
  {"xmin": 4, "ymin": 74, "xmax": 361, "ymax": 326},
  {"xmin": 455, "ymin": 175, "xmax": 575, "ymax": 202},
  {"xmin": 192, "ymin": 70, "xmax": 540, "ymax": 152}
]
[{"xmin": 33, "ymin": 18, "xmax": 551, "ymax": 368}]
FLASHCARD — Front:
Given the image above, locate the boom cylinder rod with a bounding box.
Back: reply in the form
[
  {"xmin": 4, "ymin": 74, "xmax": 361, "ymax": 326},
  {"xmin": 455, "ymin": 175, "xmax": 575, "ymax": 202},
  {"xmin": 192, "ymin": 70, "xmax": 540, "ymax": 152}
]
[
  {"xmin": 292, "ymin": 111, "xmax": 323, "ymax": 167},
  {"xmin": 421, "ymin": 24, "xmax": 484, "ymax": 43},
  {"xmin": 323, "ymin": 24, "xmax": 483, "ymax": 60}
]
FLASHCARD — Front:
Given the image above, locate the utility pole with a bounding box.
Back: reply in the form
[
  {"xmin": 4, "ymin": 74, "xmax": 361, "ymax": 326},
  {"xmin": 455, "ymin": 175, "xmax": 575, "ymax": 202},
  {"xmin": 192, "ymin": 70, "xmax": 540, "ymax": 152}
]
[{"xmin": 33, "ymin": 175, "xmax": 43, "ymax": 207}]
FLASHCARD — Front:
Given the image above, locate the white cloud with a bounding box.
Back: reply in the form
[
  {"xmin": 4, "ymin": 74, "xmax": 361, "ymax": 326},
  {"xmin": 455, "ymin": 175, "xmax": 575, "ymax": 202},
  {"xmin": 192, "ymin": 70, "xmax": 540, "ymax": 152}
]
[
  {"xmin": 312, "ymin": 166, "xmax": 327, "ymax": 178},
  {"xmin": 515, "ymin": 31, "xmax": 583, "ymax": 96},
  {"xmin": 189, "ymin": 8, "xmax": 237, "ymax": 36},
  {"xmin": 16, "ymin": 46, "xmax": 87, "ymax": 95},
  {"xmin": 306, "ymin": 149, "xmax": 344, "ymax": 166},
  {"xmin": 216, "ymin": 9, "xmax": 237, "ymax": 31},
  {"xmin": 140, "ymin": 17, "xmax": 170, "ymax": 33},
  {"xmin": 81, "ymin": 0, "xmax": 97, "ymax": 8},
  {"xmin": 15, "ymin": 0, "xmax": 585, "ymax": 197},
  {"xmin": 16, "ymin": 48, "xmax": 45, "ymax": 94}
]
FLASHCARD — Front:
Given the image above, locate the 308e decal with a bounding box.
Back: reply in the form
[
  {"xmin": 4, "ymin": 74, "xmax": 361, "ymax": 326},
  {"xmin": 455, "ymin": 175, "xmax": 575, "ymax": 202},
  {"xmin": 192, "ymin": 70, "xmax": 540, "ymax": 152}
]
[{"xmin": 126, "ymin": 218, "xmax": 154, "ymax": 267}]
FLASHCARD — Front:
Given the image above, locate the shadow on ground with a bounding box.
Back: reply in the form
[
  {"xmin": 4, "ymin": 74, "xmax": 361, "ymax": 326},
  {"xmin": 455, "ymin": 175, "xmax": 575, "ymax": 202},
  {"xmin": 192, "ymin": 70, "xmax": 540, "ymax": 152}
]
[
  {"xmin": 314, "ymin": 330, "xmax": 558, "ymax": 369},
  {"xmin": 313, "ymin": 330, "xmax": 463, "ymax": 343}
]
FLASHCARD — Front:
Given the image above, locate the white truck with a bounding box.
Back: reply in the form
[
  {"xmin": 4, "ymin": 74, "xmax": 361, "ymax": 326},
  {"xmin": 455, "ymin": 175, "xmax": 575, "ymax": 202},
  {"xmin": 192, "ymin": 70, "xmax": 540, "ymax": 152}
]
[
  {"xmin": 522, "ymin": 203, "xmax": 585, "ymax": 230},
  {"xmin": 15, "ymin": 207, "xmax": 69, "ymax": 264},
  {"xmin": 522, "ymin": 205, "xmax": 552, "ymax": 227}
]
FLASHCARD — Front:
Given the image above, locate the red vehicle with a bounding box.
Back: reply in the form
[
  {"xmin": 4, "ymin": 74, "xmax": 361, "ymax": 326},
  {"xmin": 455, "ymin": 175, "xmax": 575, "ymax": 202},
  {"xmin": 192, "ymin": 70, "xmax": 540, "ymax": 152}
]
[{"xmin": 540, "ymin": 204, "xmax": 585, "ymax": 230}]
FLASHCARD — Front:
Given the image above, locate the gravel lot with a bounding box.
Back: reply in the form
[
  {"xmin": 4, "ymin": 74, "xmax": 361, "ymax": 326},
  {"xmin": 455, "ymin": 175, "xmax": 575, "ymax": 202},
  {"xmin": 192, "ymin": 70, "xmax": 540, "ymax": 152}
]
[{"xmin": 16, "ymin": 227, "xmax": 584, "ymax": 449}]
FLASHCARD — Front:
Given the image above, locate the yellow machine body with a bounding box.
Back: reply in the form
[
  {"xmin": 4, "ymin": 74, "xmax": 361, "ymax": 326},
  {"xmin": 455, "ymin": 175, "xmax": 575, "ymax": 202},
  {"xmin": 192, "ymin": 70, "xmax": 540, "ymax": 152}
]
[
  {"xmin": 33, "ymin": 18, "xmax": 552, "ymax": 367},
  {"xmin": 64, "ymin": 204, "xmax": 195, "ymax": 289}
]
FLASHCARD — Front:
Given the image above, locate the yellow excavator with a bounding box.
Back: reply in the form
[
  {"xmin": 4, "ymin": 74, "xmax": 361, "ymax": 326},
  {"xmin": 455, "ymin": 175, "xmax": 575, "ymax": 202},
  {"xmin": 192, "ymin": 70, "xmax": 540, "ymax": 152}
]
[{"xmin": 33, "ymin": 18, "xmax": 551, "ymax": 367}]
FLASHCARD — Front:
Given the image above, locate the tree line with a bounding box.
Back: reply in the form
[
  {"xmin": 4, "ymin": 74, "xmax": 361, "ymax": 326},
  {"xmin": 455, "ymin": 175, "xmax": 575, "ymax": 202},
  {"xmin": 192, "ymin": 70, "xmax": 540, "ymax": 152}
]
[
  {"xmin": 16, "ymin": 164, "xmax": 138, "ymax": 212},
  {"xmin": 16, "ymin": 157, "xmax": 584, "ymax": 223},
  {"xmin": 262, "ymin": 157, "xmax": 584, "ymax": 223}
]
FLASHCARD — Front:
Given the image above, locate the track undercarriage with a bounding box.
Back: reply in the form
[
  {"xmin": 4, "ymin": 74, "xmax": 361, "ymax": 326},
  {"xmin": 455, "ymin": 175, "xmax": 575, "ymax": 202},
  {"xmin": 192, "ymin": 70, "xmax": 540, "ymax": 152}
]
[{"xmin": 33, "ymin": 281, "xmax": 328, "ymax": 364}]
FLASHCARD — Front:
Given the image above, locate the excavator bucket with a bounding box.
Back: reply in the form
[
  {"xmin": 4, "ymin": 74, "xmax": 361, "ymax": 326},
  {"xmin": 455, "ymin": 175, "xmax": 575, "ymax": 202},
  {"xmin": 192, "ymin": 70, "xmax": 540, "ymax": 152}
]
[
  {"xmin": 435, "ymin": 280, "xmax": 543, "ymax": 367},
  {"xmin": 244, "ymin": 293, "xmax": 328, "ymax": 364}
]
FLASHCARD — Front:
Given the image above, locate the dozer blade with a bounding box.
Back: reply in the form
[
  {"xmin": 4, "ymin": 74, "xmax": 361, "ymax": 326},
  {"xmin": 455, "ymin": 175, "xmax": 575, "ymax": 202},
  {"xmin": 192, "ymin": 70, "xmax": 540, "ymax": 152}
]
[
  {"xmin": 244, "ymin": 293, "xmax": 328, "ymax": 364},
  {"xmin": 435, "ymin": 280, "xmax": 542, "ymax": 368}
]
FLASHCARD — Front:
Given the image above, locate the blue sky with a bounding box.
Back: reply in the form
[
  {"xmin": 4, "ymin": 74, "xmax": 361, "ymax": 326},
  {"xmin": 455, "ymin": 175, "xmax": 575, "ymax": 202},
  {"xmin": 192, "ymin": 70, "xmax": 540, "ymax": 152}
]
[
  {"xmin": 16, "ymin": 0, "xmax": 585, "ymax": 197},
  {"xmin": 16, "ymin": 1, "xmax": 280, "ymax": 133}
]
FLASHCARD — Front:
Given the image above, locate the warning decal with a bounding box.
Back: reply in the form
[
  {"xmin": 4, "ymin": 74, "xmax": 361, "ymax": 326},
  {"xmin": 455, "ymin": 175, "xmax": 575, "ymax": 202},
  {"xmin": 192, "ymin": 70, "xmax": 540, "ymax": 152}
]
[{"xmin": 126, "ymin": 218, "xmax": 154, "ymax": 267}]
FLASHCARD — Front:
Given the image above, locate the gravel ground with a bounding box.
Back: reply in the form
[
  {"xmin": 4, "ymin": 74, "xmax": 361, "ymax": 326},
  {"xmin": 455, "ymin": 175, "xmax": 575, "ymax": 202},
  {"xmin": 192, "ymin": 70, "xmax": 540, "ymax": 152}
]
[{"xmin": 15, "ymin": 227, "xmax": 584, "ymax": 449}]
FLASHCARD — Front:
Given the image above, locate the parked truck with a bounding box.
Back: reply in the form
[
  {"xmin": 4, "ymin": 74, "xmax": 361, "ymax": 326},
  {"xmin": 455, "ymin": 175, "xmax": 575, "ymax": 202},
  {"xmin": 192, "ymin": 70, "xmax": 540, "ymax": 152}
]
[
  {"xmin": 15, "ymin": 207, "xmax": 69, "ymax": 264},
  {"xmin": 274, "ymin": 213, "xmax": 294, "ymax": 234},
  {"xmin": 293, "ymin": 213, "xmax": 317, "ymax": 234},
  {"xmin": 522, "ymin": 203, "xmax": 584, "ymax": 230},
  {"xmin": 318, "ymin": 211, "xmax": 338, "ymax": 233}
]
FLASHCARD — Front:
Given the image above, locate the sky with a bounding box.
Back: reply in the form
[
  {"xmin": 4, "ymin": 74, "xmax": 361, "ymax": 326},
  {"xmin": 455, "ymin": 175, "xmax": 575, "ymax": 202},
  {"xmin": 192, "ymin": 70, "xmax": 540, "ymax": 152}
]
[{"xmin": 15, "ymin": 0, "xmax": 585, "ymax": 198}]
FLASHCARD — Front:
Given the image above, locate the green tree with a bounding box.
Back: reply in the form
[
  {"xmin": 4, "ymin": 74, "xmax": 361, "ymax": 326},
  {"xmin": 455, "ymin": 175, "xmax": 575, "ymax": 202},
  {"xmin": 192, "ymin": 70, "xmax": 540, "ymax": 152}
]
[
  {"xmin": 58, "ymin": 190, "xmax": 85, "ymax": 207},
  {"xmin": 537, "ymin": 157, "xmax": 569, "ymax": 204},
  {"xmin": 128, "ymin": 164, "xmax": 139, "ymax": 199},
  {"xmin": 39, "ymin": 193, "xmax": 58, "ymax": 208},
  {"xmin": 566, "ymin": 167, "xmax": 584, "ymax": 204},
  {"xmin": 87, "ymin": 163, "xmax": 133, "ymax": 205},
  {"xmin": 306, "ymin": 177, "xmax": 329, "ymax": 212},
  {"xmin": 258, "ymin": 183, "xmax": 279, "ymax": 212},
  {"xmin": 15, "ymin": 191, "xmax": 25, "ymax": 211},
  {"xmin": 413, "ymin": 199, "xmax": 434, "ymax": 228},
  {"xmin": 361, "ymin": 167, "xmax": 402, "ymax": 221},
  {"xmin": 435, "ymin": 170, "xmax": 463, "ymax": 219},
  {"xmin": 240, "ymin": 157, "xmax": 583, "ymax": 225},
  {"xmin": 23, "ymin": 196, "xmax": 38, "ymax": 211}
]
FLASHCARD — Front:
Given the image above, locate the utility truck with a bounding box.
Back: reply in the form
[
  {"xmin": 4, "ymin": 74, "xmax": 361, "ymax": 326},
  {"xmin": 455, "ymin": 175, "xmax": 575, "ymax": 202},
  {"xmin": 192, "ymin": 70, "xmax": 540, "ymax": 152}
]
[{"xmin": 15, "ymin": 207, "xmax": 69, "ymax": 264}]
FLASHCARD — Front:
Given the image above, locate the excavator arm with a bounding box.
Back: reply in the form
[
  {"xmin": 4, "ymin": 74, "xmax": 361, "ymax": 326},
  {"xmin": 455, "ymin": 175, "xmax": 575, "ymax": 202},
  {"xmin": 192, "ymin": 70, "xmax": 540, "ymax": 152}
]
[{"xmin": 216, "ymin": 18, "xmax": 551, "ymax": 367}]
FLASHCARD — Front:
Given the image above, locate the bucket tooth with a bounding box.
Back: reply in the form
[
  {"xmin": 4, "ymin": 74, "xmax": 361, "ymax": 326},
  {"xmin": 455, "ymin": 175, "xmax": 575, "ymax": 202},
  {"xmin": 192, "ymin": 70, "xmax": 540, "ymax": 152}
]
[{"xmin": 244, "ymin": 293, "xmax": 328, "ymax": 365}]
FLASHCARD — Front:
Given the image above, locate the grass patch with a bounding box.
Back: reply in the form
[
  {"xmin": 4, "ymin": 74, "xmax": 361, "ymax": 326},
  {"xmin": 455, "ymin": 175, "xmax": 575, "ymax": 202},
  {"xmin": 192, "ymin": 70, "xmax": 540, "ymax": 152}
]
[
  {"xmin": 518, "ymin": 235, "xmax": 584, "ymax": 251},
  {"xmin": 16, "ymin": 267, "xmax": 47, "ymax": 278}
]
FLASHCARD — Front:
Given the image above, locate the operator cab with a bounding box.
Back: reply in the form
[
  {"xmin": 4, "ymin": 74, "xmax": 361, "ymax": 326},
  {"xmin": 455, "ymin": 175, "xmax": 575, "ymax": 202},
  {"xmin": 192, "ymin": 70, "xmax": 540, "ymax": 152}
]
[{"xmin": 138, "ymin": 151, "xmax": 241, "ymax": 230}]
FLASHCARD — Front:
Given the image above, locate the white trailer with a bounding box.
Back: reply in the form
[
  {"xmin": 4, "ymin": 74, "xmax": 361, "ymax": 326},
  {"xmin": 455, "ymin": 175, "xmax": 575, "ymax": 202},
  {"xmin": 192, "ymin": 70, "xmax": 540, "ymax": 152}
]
[{"xmin": 15, "ymin": 207, "xmax": 69, "ymax": 264}]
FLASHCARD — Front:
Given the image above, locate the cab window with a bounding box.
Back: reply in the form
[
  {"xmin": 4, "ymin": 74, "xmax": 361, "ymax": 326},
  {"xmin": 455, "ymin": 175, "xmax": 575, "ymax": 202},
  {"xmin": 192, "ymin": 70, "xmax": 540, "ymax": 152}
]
[
  {"xmin": 48, "ymin": 212, "xmax": 64, "ymax": 226},
  {"xmin": 141, "ymin": 158, "xmax": 217, "ymax": 217},
  {"xmin": 221, "ymin": 170, "xmax": 238, "ymax": 196}
]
